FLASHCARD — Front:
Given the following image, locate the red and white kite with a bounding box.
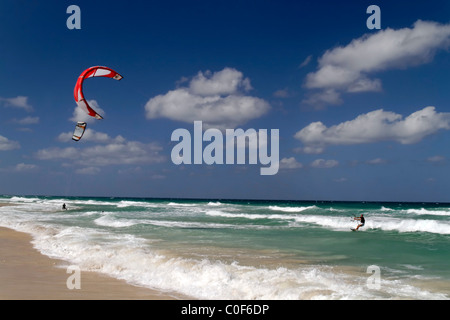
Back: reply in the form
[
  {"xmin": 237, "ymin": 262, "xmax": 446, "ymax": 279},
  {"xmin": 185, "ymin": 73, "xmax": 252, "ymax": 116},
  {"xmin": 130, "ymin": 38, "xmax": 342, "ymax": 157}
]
[{"xmin": 74, "ymin": 66, "xmax": 123, "ymax": 120}]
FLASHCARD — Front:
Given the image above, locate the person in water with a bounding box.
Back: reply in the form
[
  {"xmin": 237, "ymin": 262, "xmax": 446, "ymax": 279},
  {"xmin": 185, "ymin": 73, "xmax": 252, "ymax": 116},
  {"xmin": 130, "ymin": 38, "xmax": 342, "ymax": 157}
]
[
  {"xmin": 62, "ymin": 203, "xmax": 67, "ymax": 210},
  {"xmin": 354, "ymin": 214, "xmax": 365, "ymax": 230}
]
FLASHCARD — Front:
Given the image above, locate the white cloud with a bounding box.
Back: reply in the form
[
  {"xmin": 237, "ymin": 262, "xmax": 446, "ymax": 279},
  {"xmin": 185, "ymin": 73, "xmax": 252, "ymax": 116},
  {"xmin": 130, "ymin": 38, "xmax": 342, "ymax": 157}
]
[
  {"xmin": 145, "ymin": 67, "xmax": 270, "ymax": 129},
  {"xmin": 189, "ymin": 68, "xmax": 252, "ymax": 95},
  {"xmin": 0, "ymin": 135, "xmax": 20, "ymax": 151},
  {"xmin": 299, "ymin": 55, "xmax": 313, "ymax": 68},
  {"xmin": 273, "ymin": 89, "xmax": 290, "ymax": 98},
  {"xmin": 0, "ymin": 96, "xmax": 33, "ymax": 112},
  {"xmin": 36, "ymin": 133, "xmax": 165, "ymax": 171},
  {"xmin": 280, "ymin": 157, "xmax": 303, "ymax": 169},
  {"xmin": 70, "ymin": 100, "xmax": 105, "ymax": 123},
  {"xmin": 118, "ymin": 166, "xmax": 143, "ymax": 175},
  {"xmin": 58, "ymin": 129, "xmax": 125, "ymax": 144},
  {"xmin": 304, "ymin": 20, "xmax": 450, "ymax": 108},
  {"xmin": 301, "ymin": 89, "xmax": 343, "ymax": 110},
  {"xmin": 366, "ymin": 158, "xmax": 387, "ymax": 165},
  {"xmin": 427, "ymin": 155, "xmax": 445, "ymax": 163},
  {"xmin": 293, "ymin": 146, "xmax": 324, "ymax": 155},
  {"xmin": 295, "ymin": 106, "xmax": 450, "ymax": 152},
  {"xmin": 311, "ymin": 159, "xmax": 339, "ymax": 168},
  {"xmin": 14, "ymin": 163, "xmax": 37, "ymax": 172},
  {"xmin": 13, "ymin": 116, "xmax": 40, "ymax": 125},
  {"xmin": 0, "ymin": 162, "xmax": 38, "ymax": 173}
]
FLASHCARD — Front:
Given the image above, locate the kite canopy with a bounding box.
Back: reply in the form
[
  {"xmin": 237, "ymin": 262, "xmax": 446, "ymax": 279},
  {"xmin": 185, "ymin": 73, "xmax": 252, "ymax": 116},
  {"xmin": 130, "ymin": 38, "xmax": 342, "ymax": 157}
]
[
  {"xmin": 72, "ymin": 122, "xmax": 87, "ymax": 141},
  {"xmin": 74, "ymin": 66, "xmax": 123, "ymax": 120}
]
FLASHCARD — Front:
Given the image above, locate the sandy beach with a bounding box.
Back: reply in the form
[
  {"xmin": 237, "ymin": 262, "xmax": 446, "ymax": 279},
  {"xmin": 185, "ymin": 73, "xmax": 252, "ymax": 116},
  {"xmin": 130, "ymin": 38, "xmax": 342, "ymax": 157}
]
[
  {"xmin": 0, "ymin": 227, "xmax": 184, "ymax": 300},
  {"xmin": 0, "ymin": 203, "xmax": 187, "ymax": 300}
]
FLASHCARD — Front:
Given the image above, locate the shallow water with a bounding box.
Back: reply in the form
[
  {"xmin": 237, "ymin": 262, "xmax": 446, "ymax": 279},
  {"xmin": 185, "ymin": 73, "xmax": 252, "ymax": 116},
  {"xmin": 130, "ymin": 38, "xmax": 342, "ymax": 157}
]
[{"xmin": 1, "ymin": 195, "xmax": 449, "ymax": 299}]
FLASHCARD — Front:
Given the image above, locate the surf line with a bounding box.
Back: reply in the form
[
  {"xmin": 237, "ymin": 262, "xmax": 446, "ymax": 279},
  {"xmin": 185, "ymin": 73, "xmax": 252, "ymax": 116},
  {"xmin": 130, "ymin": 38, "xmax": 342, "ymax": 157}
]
[{"xmin": 171, "ymin": 121, "xmax": 280, "ymax": 175}]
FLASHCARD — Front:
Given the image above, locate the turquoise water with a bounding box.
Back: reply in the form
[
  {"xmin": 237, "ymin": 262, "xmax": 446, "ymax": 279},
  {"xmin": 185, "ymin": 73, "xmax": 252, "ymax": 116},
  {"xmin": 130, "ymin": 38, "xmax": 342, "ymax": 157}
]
[{"xmin": 0, "ymin": 195, "xmax": 449, "ymax": 299}]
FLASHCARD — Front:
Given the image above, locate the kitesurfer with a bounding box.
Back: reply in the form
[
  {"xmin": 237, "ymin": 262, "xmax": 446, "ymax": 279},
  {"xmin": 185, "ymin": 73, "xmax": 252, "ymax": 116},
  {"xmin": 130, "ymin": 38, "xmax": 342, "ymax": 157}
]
[{"xmin": 353, "ymin": 214, "xmax": 365, "ymax": 230}]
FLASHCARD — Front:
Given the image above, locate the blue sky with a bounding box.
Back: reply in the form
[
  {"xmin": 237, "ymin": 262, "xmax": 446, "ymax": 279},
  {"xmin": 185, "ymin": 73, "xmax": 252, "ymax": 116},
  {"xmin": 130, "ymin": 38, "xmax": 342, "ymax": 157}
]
[{"xmin": 1, "ymin": 0, "xmax": 450, "ymax": 201}]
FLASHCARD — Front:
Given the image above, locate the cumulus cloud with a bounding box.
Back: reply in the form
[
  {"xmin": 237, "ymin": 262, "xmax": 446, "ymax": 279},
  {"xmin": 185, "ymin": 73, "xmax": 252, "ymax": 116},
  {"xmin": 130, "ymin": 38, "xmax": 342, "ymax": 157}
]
[
  {"xmin": 189, "ymin": 68, "xmax": 252, "ymax": 95},
  {"xmin": 299, "ymin": 55, "xmax": 313, "ymax": 68},
  {"xmin": 427, "ymin": 155, "xmax": 445, "ymax": 163},
  {"xmin": 0, "ymin": 162, "xmax": 38, "ymax": 173},
  {"xmin": 301, "ymin": 89, "xmax": 343, "ymax": 110},
  {"xmin": 36, "ymin": 132, "xmax": 165, "ymax": 171},
  {"xmin": 0, "ymin": 135, "xmax": 20, "ymax": 151},
  {"xmin": 303, "ymin": 20, "xmax": 450, "ymax": 108},
  {"xmin": 280, "ymin": 157, "xmax": 303, "ymax": 169},
  {"xmin": 13, "ymin": 163, "xmax": 37, "ymax": 172},
  {"xmin": 57, "ymin": 129, "xmax": 125, "ymax": 144},
  {"xmin": 295, "ymin": 106, "xmax": 450, "ymax": 153},
  {"xmin": 70, "ymin": 100, "xmax": 105, "ymax": 124},
  {"xmin": 145, "ymin": 67, "xmax": 270, "ymax": 129},
  {"xmin": 13, "ymin": 116, "xmax": 40, "ymax": 125},
  {"xmin": 310, "ymin": 159, "xmax": 339, "ymax": 168},
  {"xmin": 366, "ymin": 158, "xmax": 387, "ymax": 165},
  {"xmin": 0, "ymin": 96, "xmax": 33, "ymax": 112},
  {"xmin": 273, "ymin": 88, "xmax": 291, "ymax": 98}
]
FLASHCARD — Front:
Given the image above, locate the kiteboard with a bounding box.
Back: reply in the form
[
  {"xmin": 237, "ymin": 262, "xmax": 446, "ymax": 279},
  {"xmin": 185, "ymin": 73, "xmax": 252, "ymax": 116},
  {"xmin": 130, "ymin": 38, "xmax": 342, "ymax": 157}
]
[{"xmin": 350, "ymin": 228, "xmax": 356, "ymax": 231}]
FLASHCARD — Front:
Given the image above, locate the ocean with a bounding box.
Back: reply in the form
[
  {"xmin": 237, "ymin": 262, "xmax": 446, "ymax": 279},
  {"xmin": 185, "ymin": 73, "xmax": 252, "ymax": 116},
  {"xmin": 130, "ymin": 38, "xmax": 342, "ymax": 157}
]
[{"xmin": 0, "ymin": 195, "xmax": 449, "ymax": 300}]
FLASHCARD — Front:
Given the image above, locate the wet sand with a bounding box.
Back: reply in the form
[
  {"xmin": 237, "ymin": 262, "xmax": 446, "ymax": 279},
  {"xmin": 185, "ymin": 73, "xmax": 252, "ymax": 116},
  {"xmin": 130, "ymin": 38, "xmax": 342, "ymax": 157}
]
[{"xmin": 0, "ymin": 223, "xmax": 186, "ymax": 300}]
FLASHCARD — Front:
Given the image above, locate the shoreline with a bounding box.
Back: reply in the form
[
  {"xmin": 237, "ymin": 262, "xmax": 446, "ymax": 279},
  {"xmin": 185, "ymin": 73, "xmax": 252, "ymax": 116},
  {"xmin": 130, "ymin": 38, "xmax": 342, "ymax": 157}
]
[
  {"xmin": 2, "ymin": 200, "xmax": 449, "ymax": 300},
  {"xmin": 0, "ymin": 224, "xmax": 189, "ymax": 300}
]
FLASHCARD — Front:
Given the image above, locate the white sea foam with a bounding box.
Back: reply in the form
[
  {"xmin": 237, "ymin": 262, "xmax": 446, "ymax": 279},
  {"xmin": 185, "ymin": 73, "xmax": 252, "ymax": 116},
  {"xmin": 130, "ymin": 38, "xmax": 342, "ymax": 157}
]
[
  {"xmin": 205, "ymin": 209, "xmax": 356, "ymax": 231},
  {"xmin": 291, "ymin": 214, "xmax": 450, "ymax": 234},
  {"xmin": 204, "ymin": 209, "xmax": 450, "ymax": 234},
  {"xmin": 371, "ymin": 218, "xmax": 450, "ymax": 234},
  {"xmin": 25, "ymin": 227, "xmax": 449, "ymax": 300},
  {"xmin": 82, "ymin": 211, "xmax": 103, "ymax": 216},
  {"xmin": 205, "ymin": 210, "xmax": 301, "ymax": 222},
  {"xmin": 145, "ymin": 219, "xmax": 240, "ymax": 230},
  {"xmin": 116, "ymin": 200, "xmax": 159, "ymax": 208},
  {"xmin": 268, "ymin": 205, "xmax": 317, "ymax": 212},
  {"xmin": 68, "ymin": 199, "xmax": 117, "ymax": 206},
  {"xmin": 406, "ymin": 208, "xmax": 450, "ymax": 216},
  {"xmin": 94, "ymin": 215, "xmax": 138, "ymax": 228},
  {"xmin": 8, "ymin": 196, "xmax": 41, "ymax": 203},
  {"xmin": 207, "ymin": 201, "xmax": 222, "ymax": 206},
  {"xmin": 167, "ymin": 202, "xmax": 196, "ymax": 207}
]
